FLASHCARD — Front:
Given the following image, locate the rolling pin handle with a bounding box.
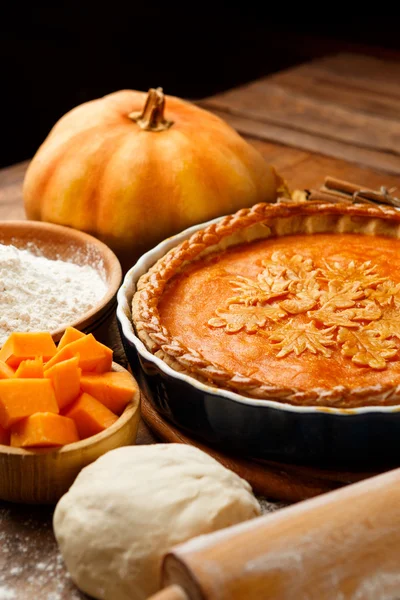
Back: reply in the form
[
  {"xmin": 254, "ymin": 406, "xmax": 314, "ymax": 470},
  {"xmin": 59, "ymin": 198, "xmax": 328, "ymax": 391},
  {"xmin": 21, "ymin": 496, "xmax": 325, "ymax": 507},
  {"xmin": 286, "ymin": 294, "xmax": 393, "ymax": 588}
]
[{"xmin": 147, "ymin": 584, "xmax": 191, "ymax": 600}]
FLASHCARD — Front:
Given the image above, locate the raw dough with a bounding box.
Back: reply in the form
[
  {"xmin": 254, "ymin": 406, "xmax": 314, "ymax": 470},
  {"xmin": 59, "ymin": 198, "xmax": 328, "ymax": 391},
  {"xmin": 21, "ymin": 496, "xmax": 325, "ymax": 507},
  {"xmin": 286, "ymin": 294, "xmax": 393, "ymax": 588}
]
[{"xmin": 53, "ymin": 444, "xmax": 260, "ymax": 600}]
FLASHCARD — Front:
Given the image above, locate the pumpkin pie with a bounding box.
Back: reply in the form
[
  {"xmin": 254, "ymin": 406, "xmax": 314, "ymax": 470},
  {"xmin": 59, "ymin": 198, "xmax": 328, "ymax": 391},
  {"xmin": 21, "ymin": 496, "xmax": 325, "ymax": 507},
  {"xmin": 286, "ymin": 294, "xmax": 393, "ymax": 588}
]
[{"xmin": 132, "ymin": 201, "xmax": 400, "ymax": 408}]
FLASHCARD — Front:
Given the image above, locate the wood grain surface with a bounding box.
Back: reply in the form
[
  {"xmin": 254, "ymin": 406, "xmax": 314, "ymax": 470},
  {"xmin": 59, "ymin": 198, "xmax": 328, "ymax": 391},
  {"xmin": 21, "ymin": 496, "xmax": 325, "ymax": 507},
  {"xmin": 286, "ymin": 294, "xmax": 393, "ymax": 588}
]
[
  {"xmin": 141, "ymin": 395, "xmax": 376, "ymax": 504},
  {"xmin": 201, "ymin": 53, "xmax": 400, "ymax": 176},
  {"xmin": 1, "ymin": 54, "xmax": 399, "ymax": 598}
]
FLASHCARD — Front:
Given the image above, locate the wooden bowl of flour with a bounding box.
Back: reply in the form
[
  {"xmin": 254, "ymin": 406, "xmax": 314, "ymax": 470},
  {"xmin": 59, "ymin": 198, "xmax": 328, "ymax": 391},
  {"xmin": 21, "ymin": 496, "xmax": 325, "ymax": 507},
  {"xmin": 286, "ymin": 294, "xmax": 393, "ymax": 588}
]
[
  {"xmin": 0, "ymin": 221, "xmax": 122, "ymax": 345},
  {"xmin": 0, "ymin": 362, "xmax": 141, "ymax": 503}
]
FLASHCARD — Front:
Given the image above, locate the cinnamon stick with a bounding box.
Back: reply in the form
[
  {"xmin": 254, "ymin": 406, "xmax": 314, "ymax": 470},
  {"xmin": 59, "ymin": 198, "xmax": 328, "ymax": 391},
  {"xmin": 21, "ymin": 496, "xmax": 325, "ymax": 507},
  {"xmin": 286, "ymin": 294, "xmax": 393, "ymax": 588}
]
[
  {"xmin": 322, "ymin": 177, "xmax": 400, "ymax": 207},
  {"xmin": 306, "ymin": 189, "xmax": 353, "ymax": 204}
]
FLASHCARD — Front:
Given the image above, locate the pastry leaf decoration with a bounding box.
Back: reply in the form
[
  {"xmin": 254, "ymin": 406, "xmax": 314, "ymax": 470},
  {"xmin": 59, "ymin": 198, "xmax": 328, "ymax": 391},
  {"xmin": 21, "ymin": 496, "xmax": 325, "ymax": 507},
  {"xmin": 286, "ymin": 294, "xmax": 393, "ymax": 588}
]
[
  {"xmin": 312, "ymin": 302, "xmax": 381, "ymax": 328},
  {"xmin": 261, "ymin": 252, "xmax": 315, "ymax": 279},
  {"xmin": 229, "ymin": 275, "xmax": 289, "ymax": 305},
  {"xmin": 207, "ymin": 252, "xmax": 400, "ymax": 369},
  {"xmin": 364, "ymin": 311, "xmax": 400, "ymax": 340},
  {"xmin": 280, "ymin": 274, "xmax": 321, "ymax": 314},
  {"xmin": 208, "ymin": 304, "xmax": 287, "ymax": 334},
  {"xmin": 337, "ymin": 327, "xmax": 398, "ymax": 370},
  {"xmin": 365, "ymin": 281, "xmax": 400, "ymax": 306},
  {"xmin": 318, "ymin": 280, "xmax": 364, "ymax": 310},
  {"xmin": 320, "ymin": 260, "xmax": 386, "ymax": 289},
  {"xmin": 268, "ymin": 320, "xmax": 335, "ymax": 358},
  {"xmin": 280, "ymin": 293, "xmax": 318, "ymax": 314}
]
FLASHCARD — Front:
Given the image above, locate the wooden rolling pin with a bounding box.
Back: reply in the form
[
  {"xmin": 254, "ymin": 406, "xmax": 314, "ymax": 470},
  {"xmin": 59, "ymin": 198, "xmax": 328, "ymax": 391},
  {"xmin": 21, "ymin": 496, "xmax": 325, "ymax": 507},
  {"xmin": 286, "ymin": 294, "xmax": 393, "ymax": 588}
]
[{"xmin": 148, "ymin": 468, "xmax": 400, "ymax": 599}]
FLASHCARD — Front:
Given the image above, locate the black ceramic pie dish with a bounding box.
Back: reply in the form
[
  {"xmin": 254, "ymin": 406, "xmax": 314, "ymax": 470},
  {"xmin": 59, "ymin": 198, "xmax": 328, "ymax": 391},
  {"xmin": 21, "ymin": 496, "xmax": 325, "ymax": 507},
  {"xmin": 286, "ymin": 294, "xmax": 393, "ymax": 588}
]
[{"xmin": 117, "ymin": 217, "xmax": 400, "ymax": 469}]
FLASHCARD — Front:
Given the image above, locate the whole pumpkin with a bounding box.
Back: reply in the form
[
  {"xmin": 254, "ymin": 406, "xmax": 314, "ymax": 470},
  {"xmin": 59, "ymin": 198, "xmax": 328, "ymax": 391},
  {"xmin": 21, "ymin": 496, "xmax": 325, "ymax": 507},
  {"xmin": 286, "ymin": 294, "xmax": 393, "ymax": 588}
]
[{"xmin": 23, "ymin": 88, "xmax": 286, "ymax": 268}]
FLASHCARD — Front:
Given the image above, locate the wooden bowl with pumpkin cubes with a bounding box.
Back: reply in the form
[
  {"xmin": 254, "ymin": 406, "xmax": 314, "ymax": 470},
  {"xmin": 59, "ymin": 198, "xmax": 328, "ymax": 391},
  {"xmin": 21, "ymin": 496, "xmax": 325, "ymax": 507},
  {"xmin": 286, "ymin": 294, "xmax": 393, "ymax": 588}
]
[{"xmin": 0, "ymin": 328, "xmax": 140, "ymax": 503}]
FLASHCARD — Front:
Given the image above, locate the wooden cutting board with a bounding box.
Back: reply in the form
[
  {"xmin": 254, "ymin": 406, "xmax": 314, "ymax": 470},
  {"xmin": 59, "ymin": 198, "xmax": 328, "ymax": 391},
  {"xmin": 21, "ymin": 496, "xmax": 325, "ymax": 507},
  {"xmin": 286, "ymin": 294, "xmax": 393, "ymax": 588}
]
[{"xmin": 141, "ymin": 394, "xmax": 380, "ymax": 504}]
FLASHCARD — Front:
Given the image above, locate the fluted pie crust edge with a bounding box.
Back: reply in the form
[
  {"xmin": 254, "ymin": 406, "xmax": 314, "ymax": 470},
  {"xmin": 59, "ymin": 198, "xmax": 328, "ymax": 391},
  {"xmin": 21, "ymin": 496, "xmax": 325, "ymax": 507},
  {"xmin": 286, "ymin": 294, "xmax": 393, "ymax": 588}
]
[{"xmin": 132, "ymin": 202, "xmax": 400, "ymax": 407}]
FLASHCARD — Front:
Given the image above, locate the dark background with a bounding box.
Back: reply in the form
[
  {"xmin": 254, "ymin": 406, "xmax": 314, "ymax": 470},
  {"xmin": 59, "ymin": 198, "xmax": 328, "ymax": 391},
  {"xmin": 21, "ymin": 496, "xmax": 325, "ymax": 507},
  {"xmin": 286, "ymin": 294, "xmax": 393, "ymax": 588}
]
[{"xmin": 2, "ymin": 5, "xmax": 399, "ymax": 169}]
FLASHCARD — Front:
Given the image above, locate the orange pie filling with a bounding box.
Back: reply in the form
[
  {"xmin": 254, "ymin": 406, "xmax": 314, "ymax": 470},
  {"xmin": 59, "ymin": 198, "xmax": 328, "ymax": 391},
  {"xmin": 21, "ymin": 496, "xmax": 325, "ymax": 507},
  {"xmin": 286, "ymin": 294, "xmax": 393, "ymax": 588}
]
[{"xmin": 158, "ymin": 233, "xmax": 400, "ymax": 396}]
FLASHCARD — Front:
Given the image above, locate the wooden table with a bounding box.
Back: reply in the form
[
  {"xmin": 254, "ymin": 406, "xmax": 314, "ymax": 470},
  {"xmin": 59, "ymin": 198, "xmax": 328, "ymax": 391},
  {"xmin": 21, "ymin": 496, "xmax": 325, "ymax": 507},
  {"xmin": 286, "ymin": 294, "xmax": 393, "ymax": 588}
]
[{"xmin": 0, "ymin": 52, "xmax": 399, "ymax": 599}]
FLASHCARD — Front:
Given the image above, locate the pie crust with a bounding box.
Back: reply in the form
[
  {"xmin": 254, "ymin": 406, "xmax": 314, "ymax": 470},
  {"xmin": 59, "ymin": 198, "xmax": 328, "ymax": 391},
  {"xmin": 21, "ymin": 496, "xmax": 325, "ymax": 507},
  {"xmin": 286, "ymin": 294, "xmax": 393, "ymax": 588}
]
[{"xmin": 132, "ymin": 202, "xmax": 400, "ymax": 408}]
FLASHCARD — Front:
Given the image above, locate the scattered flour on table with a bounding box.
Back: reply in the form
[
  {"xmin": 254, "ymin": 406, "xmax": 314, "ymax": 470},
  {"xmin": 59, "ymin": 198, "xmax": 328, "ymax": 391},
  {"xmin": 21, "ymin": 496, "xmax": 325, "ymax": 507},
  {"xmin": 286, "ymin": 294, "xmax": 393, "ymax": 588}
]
[
  {"xmin": 0, "ymin": 504, "xmax": 83, "ymax": 600},
  {"xmin": 0, "ymin": 497, "xmax": 284, "ymax": 600},
  {"xmin": 0, "ymin": 243, "xmax": 107, "ymax": 345},
  {"xmin": 0, "ymin": 587, "xmax": 16, "ymax": 599},
  {"xmin": 258, "ymin": 498, "xmax": 287, "ymax": 514}
]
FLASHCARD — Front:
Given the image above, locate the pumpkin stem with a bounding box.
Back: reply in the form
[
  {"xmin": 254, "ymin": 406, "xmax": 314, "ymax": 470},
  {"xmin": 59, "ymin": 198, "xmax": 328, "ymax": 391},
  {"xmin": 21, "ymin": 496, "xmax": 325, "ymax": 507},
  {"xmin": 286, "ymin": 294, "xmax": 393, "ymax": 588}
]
[{"xmin": 128, "ymin": 87, "xmax": 173, "ymax": 132}]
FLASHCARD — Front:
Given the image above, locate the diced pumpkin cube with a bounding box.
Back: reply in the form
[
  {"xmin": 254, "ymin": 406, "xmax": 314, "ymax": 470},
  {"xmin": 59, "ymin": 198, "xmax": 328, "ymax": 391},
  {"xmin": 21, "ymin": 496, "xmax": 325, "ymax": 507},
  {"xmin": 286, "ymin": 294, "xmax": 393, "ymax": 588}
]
[
  {"xmin": 0, "ymin": 361, "xmax": 15, "ymax": 379},
  {"xmin": 0, "ymin": 332, "xmax": 57, "ymax": 368},
  {"xmin": 45, "ymin": 334, "xmax": 112, "ymax": 373},
  {"xmin": 58, "ymin": 327, "xmax": 86, "ymax": 350},
  {"xmin": 64, "ymin": 392, "xmax": 118, "ymax": 439},
  {"xmin": 80, "ymin": 372, "xmax": 137, "ymax": 415},
  {"xmin": 44, "ymin": 356, "xmax": 81, "ymax": 410},
  {"xmin": 0, "ymin": 379, "xmax": 59, "ymax": 428},
  {"xmin": 10, "ymin": 413, "xmax": 79, "ymax": 448},
  {"xmin": 0, "ymin": 424, "xmax": 9, "ymax": 445},
  {"xmin": 14, "ymin": 357, "xmax": 44, "ymax": 379}
]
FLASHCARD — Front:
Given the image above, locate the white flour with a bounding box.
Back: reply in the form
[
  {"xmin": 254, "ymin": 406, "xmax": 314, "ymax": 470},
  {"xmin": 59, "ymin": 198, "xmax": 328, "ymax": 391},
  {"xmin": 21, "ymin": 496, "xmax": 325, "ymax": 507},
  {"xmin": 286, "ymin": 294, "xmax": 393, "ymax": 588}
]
[
  {"xmin": 0, "ymin": 587, "xmax": 16, "ymax": 599},
  {"xmin": 0, "ymin": 244, "xmax": 107, "ymax": 346}
]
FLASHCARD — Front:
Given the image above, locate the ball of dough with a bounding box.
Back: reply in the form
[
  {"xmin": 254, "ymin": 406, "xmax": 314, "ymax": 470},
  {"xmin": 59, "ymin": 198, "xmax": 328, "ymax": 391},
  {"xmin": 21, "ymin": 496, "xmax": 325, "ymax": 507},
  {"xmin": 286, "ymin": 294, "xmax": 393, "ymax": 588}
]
[{"xmin": 53, "ymin": 444, "xmax": 260, "ymax": 600}]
